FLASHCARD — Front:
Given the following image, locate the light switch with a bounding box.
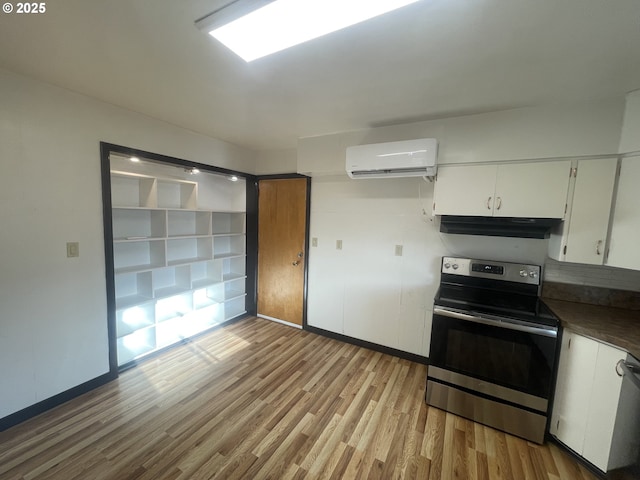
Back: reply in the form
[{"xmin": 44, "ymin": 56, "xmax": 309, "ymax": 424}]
[
  {"xmin": 312, "ymin": 237, "xmax": 318, "ymax": 247},
  {"xmin": 66, "ymin": 242, "xmax": 79, "ymax": 258},
  {"xmin": 395, "ymin": 245, "xmax": 403, "ymax": 256},
  {"xmin": 336, "ymin": 240, "xmax": 342, "ymax": 250}
]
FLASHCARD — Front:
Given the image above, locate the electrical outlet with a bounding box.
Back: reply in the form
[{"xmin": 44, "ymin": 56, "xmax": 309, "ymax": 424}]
[
  {"xmin": 312, "ymin": 237, "xmax": 318, "ymax": 247},
  {"xmin": 336, "ymin": 239, "xmax": 342, "ymax": 250},
  {"xmin": 66, "ymin": 242, "xmax": 79, "ymax": 258},
  {"xmin": 395, "ymin": 245, "xmax": 403, "ymax": 256}
]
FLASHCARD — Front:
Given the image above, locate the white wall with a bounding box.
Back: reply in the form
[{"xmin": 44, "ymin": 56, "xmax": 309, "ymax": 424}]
[
  {"xmin": 254, "ymin": 148, "xmax": 297, "ymax": 175},
  {"xmin": 303, "ymin": 99, "xmax": 627, "ymax": 357},
  {"xmin": 0, "ymin": 68, "xmax": 255, "ymax": 419}
]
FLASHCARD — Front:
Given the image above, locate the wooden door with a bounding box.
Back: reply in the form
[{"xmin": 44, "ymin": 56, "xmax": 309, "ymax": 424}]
[{"xmin": 257, "ymin": 178, "xmax": 308, "ymax": 326}]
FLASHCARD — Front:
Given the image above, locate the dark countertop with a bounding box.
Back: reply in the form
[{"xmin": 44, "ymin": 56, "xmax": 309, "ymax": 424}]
[{"xmin": 542, "ymin": 298, "xmax": 640, "ymax": 361}]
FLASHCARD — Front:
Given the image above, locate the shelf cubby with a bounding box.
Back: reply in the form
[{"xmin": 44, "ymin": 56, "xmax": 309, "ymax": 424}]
[
  {"xmin": 212, "ymin": 212, "xmax": 245, "ymax": 235},
  {"xmin": 111, "ymin": 172, "xmax": 157, "ymax": 208},
  {"xmin": 113, "ymin": 240, "xmax": 166, "ymax": 274},
  {"xmin": 112, "ymin": 208, "xmax": 166, "ymax": 241},
  {"xmin": 157, "ymin": 179, "xmax": 197, "ymax": 209},
  {"xmin": 167, "ymin": 237, "xmax": 213, "ymax": 266},
  {"xmin": 191, "ymin": 260, "xmax": 223, "ymax": 289},
  {"xmin": 115, "ymin": 271, "xmax": 153, "ymax": 309},
  {"xmin": 167, "ymin": 210, "xmax": 211, "ymax": 237},
  {"xmin": 191, "ymin": 303, "xmax": 225, "ymax": 327},
  {"xmin": 213, "ymin": 235, "xmax": 245, "ymax": 259},
  {"xmin": 224, "ymin": 278, "xmax": 246, "ymax": 301},
  {"xmin": 224, "ymin": 296, "xmax": 247, "ymax": 321},
  {"xmin": 193, "ymin": 287, "xmax": 219, "ymax": 309},
  {"xmin": 155, "ymin": 293, "xmax": 193, "ymax": 323},
  {"xmin": 223, "ymin": 256, "xmax": 246, "ymax": 281},
  {"xmin": 117, "ymin": 326, "xmax": 156, "ymax": 365},
  {"xmin": 152, "ymin": 265, "xmax": 191, "ymax": 298},
  {"xmin": 116, "ymin": 302, "xmax": 155, "ymax": 338}
]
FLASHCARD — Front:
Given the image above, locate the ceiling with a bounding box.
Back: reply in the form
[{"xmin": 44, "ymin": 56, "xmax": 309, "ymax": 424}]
[{"xmin": 1, "ymin": 0, "xmax": 639, "ymax": 151}]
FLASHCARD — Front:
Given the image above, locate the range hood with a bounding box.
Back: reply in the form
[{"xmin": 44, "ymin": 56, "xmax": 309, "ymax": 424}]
[{"xmin": 439, "ymin": 216, "xmax": 561, "ymax": 239}]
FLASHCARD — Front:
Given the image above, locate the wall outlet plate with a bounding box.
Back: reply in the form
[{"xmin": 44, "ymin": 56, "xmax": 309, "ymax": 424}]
[{"xmin": 66, "ymin": 242, "xmax": 79, "ymax": 258}]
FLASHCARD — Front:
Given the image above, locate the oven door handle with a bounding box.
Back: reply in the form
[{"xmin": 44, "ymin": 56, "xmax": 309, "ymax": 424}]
[{"xmin": 433, "ymin": 306, "xmax": 558, "ymax": 338}]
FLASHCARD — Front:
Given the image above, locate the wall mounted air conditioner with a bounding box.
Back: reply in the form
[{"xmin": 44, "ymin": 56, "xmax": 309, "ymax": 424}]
[{"xmin": 346, "ymin": 138, "xmax": 438, "ymax": 179}]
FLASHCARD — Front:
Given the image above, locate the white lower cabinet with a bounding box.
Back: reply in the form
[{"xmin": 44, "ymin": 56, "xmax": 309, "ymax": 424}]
[{"xmin": 551, "ymin": 331, "xmax": 627, "ymax": 472}]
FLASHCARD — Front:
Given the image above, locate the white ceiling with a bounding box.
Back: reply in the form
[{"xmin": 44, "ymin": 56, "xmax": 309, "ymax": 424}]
[{"xmin": 1, "ymin": 0, "xmax": 639, "ymax": 151}]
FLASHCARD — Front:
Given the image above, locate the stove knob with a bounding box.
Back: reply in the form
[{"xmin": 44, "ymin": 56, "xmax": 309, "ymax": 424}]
[
  {"xmin": 452, "ymin": 264, "xmax": 459, "ymax": 270},
  {"xmin": 519, "ymin": 269, "xmax": 528, "ymax": 277},
  {"xmin": 529, "ymin": 271, "xmax": 538, "ymax": 278},
  {"xmin": 444, "ymin": 262, "xmax": 450, "ymax": 269}
]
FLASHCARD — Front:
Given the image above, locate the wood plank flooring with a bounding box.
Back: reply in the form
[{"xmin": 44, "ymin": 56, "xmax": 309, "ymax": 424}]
[{"xmin": 0, "ymin": 317, "xmax": 599, "ymax": 480}]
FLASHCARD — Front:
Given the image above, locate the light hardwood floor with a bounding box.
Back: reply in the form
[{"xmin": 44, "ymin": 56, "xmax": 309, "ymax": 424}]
[{"xmin": 0, "ymin": 317, "xmax": 599, "ymax": 480}]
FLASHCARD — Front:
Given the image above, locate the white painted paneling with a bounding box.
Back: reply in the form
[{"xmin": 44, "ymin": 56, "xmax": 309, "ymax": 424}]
[
  {"xmin": 298, "ymin": 99, "xmax": 625, "ymax": 176},
  {"xmin": 0, "ymin": 68, "xmax": 255, "ymax": 419},
  {"xmin": 307, "ymin": 212, "xmax": 348, "ymax": 334},
  {"xmin": 307, "ymin": 176, "xmax": 445, "ymax": 356},
  {"xmin": 607, "ymin": 156, "xmax": 640, "ymax": 271},
  {"xmin": 619, "ymin": 90, "xmax": 640, "ymax": 154}
]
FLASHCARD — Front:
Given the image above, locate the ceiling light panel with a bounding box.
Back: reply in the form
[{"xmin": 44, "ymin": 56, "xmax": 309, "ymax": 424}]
[{"xmin": 202, "ymin": 0, "xmax": 420, "ymax": 62}]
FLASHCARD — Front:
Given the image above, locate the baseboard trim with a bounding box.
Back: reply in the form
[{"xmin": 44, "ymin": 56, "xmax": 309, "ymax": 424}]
[
  {"xmin": 0, "ymin": 370, "xmax": 117, "ymax": 432},
  {"xmin": 305, "ymin": 325, "xmax": 429, "ymax": 365},
  {"xmin": 546, "ymin": 435, "xmax": 606, "ymax": 479},
  {"xmin": 258, "ymin": 314, "xmax": 303, "ymax": 329}
]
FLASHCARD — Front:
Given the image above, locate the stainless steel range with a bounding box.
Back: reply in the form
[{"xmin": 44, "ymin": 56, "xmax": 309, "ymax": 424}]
[{"xmin": 426, "ymin": 256, "xmax": 559, "ymax": 444}]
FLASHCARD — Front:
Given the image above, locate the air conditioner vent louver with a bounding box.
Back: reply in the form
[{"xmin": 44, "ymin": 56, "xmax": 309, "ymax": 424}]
[{"xmin": 346, "ymin": 138, "xmax": 437, "ymax": 179}]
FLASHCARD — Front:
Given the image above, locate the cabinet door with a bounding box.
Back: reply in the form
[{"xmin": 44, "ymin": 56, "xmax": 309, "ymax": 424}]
[
  {"xmin": 607, "ymin": 156, "xmax": 640, "ymax": 270},
  {"xmin": 433, "ymin": 164, "xmax": 497, "ymax": 215},
  {"xmin": 564, "ymin": 158, "xmax": 618, "ymax": 265},
  {"xmin": 582, "ymin": 343, "xmax": 625, "ymax": 472},
  {"xmin": 551, "ymin": 332, "xmax": 598, "ymax": 455},
  {"xmin": 494, "ymin": 161, "xmax": 571, "ymax": 218}
]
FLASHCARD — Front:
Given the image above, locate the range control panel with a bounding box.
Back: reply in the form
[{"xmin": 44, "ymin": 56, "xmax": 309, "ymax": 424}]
[{"xmin": 441, "ymin": 257, "xmax": 541, "ymax": 285}]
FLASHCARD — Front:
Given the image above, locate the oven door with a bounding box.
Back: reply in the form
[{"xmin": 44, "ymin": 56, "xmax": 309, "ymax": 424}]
[{"xmin": 429, "ymin": 306, "xmax": 558, "ymax": 412}]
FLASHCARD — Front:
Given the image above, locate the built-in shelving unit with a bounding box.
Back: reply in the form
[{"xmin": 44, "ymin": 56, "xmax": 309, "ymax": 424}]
[{"xmin": 110, "ymin": 169, "xmax": 247, "ymax": 366}]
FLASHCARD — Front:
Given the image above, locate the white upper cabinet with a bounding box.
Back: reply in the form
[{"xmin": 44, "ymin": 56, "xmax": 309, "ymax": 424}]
[
  {"xmin": 607, "ymin": 156, "xmax": 640, "ymax": 270},
  {"xmin": 493, "ymin": 161, "xmax": 571, "ymax": 218},
  {"xmin": 433, "ymin": 164, "xmax": 497, "ymax": 216},
  {"xmin": 549, "ymin": 158, "xmax": 618, "ymax": 265},
  {"xmin": 433, "ymin": 160, "xmax": 571, "ymax": 218}
]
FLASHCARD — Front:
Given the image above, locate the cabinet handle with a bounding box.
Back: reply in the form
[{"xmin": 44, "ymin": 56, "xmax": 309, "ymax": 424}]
[
  {"xmin": 616, "ymin": 360, "xmax": 640, "ymax": 391},
  {"xmin": 496, "ymin": 197, "xmax": 502, "ymax": 210},
  {"xmin": 292, "ymin": 260, "xmax": 300, "ymax": 266},
  {"xmin": 486, "ymin": 197, "xmax": 492, "ymax": 210},
  {"xmin": 595, "ymin": 240, "xmax": 602, "ymax": 256}
]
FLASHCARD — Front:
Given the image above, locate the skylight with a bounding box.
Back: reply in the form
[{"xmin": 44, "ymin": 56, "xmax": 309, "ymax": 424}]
[{"xmin": 198, "ymin": 0, "xmax": 420, "ymax": 62}]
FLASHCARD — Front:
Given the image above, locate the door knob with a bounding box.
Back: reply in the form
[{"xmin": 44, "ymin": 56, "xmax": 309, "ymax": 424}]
[{"xmin": 292, "ymin": 260, "xmax": 300, "ymax": 266}]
